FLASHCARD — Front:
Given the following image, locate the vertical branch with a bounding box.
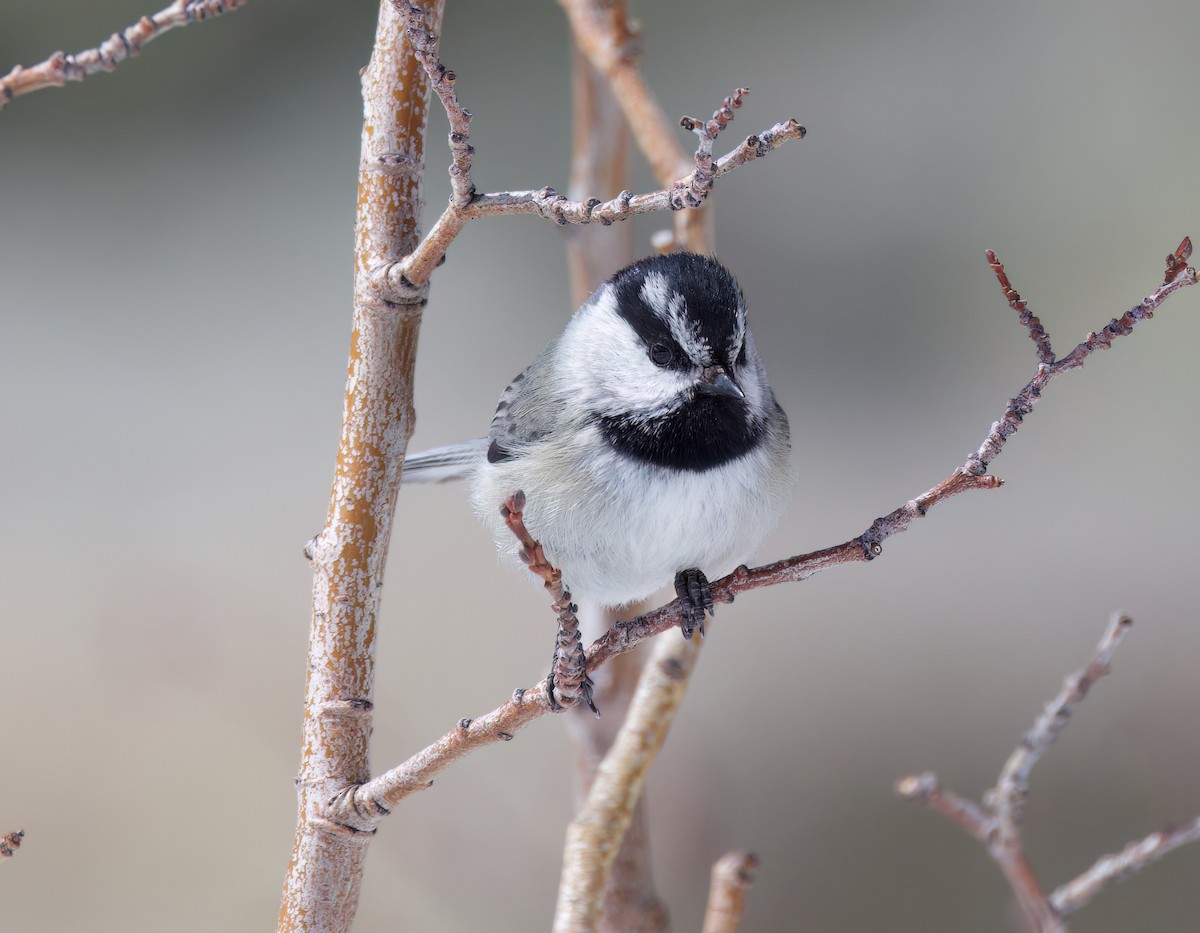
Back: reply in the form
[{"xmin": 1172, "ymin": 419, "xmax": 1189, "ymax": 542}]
[
  {"xmin": 701, "ymin": 850, "xmax": 760, "ymax": 933},
  {"xmin": 553, "ymin": 634, "xmax": 700, "ymax": 932},
  {"xmin": 277, "ymin": 2, "xmax": 442, "ymax": 931},
  {"xmin": 563, "ymin": 8, "xmax": 666, "ymax": 929},
  {"xmin": 559, "ymin": 0, "xmax": 712, "ymax": 252},
  {"xmin": 564, "ymin": 30, "xmax": 633, "ymax": 306}
]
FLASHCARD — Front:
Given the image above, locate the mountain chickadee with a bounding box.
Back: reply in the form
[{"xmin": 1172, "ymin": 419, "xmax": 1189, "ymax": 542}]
[{"xmin": 405, "ymin": 252, "xmax": 795, "ymax": 654}]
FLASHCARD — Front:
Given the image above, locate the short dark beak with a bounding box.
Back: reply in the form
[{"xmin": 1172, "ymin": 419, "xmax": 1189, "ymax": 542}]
[{"xmin": 695, "ymin": 366, "xmax": 745, "ymax": 400}]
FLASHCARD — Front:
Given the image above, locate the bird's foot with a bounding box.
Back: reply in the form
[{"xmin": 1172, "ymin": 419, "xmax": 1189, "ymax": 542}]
[{"xmin": 674, "ymin": 567, "xmax": 714, "ymax": 639}]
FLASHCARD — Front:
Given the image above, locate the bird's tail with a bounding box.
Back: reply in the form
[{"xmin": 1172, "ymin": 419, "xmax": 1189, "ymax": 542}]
[{"xmin": 402, "ymin": 439, "xmax": 488, "ymax": 483}]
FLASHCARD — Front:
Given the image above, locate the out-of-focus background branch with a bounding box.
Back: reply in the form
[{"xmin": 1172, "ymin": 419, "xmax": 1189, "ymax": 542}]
[{"xmin": 3, "ymin": 2, "xmax": 1200, "ymax": 931}]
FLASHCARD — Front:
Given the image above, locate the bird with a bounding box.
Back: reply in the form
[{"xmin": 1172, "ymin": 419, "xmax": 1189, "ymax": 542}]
[{"xmin": 404, "ymin": 251, "xmax": 796, "ymax": 704}]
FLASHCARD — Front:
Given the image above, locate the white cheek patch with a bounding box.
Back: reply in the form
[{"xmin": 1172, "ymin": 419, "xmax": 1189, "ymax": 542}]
[
  {"xmin": 558, "ymin": 285, "xmax": 690, "ymax": 417},
  {"xmin": 734, "ymin": 329, "xmax": 769, "ymax": 412}
]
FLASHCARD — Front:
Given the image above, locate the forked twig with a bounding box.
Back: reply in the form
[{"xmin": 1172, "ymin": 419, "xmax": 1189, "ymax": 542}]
[
  {"xmin": 385, "ymin": 3, "xmax": 805, "ymax": 293},
  {"xmin": 899, "ymin": 615, "xmax": 1200, "ymax": 930}
]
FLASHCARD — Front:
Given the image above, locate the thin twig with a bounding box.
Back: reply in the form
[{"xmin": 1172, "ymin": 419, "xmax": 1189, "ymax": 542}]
[
  {"xmin": 398, "ymin": 3, "xmax": 475, "ymax": 210},
  {"xmin": 967, "ymin": 238, "xmax": 1195, "ymax": 476},
  {"xmin": 895, "ymin": 773, "xmax": 993, "ymax": 842},
  {"xmin": 900, "ymin": 614, "xmax": 1200, "ymax": 930},
  {"xmin": 1050, "ymin": 817, "xmax": 1200, "ymax": 917},
  {"xmin": 502, "ymin": 492, "xmax": 596, "ymax": 713},
  {"xmin": 987, "ymin": 249, "xmax": 1055, "ymax": 364},
  {"xmin": 0, "ymin": 0, "xmax": 247, "ymax": 111},
  {"xmin": 0, "ymin": 830, "xmax": 24, "ymax": 861},
  {"xmin": 988, "ymin": 615, "xmax": 1134, "ymax": 848},
  {"xmin": 701, "ymin": 850, "xmax": 761, "ymax": 933},
  {"xmin": 677, "ymin": 87, "xmax": 750, "ymax": 209}
]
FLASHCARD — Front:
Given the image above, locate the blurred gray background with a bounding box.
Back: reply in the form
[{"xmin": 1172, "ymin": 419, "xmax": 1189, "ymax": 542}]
[{"xmin": 4, "ymin": 1, "xmax": 1200, "ymax": 930}]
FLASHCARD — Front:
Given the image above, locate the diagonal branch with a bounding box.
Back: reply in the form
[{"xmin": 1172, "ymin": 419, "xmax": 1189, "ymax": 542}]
[
  {"xmin": 1050, "ymin": 816, "xmax": 1200, "ymax": 917},
  {"xmin": 332, "ymin": 241, "xmax": 1197, "ymax": 825},
  {"xmin": 0, "ymin": 0, "xmax": 248, "ymax": 111}
]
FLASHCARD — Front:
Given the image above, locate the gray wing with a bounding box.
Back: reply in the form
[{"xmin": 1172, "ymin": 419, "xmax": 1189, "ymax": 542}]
[{"xmin": 484, "ymin": 343, "xmax": 566, "ymax": 464}]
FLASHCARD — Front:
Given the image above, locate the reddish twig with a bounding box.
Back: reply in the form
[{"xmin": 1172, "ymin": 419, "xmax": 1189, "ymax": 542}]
[
  {"xmin": 501, "ymin": 492, "xmax": 596, "ymax": 714},
  {"xmin": 0, "ymin": 0, "xmax": 247, "ymax": 111},
  {"xmin": 900, "ymin": 615, "xmax": 1200, "ymax": 929},
  {"xmin": 0, "ymin": 830, "xmax": 24, "ymax": 861},
  {"xmin": 967, "ymin": 238, "xmax": 1196, "ymax": 476},
  {"xmin": 987, "ymin": 249, "xmax": 1055, "ymax": 364}
]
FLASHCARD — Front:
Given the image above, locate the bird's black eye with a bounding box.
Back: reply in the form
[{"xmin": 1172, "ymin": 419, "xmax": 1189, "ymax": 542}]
[{"xmin": 649, "ymin": 344, "xmax": 673, "ymax": 367}]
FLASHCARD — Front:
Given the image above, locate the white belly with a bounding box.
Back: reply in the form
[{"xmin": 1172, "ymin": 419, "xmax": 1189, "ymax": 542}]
[{"xmin": 472, "ymin": 425, "xmax": 794, "ymax": 608}]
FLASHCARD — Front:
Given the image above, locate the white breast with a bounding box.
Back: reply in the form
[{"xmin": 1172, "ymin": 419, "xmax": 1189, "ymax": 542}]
[{"xmin": 471, "ymin": 423, "xmax": 795, "ymax": 609}]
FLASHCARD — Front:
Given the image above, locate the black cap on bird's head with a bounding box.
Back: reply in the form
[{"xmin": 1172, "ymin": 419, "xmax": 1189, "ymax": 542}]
[{"xmin": 608, "ymin": 252, "xmax": 748, "ymax": 378}]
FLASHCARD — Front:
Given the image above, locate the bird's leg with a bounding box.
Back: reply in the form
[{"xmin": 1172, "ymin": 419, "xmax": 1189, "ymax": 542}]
[
  {"xmin": 500, "ymin": 491, "xmax": 599, "ymax": 716},
  {"xmin": 674, "ymin": 567, "xmax": 714, "ymax": 639}
]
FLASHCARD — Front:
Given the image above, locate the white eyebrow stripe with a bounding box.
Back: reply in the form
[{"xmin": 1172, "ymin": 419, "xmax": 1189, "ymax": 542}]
[
  {"xmin": 639, "ymin": 272, "xmax": 670, "ymax": 317},
  {"xmin": 639, "ymin": 272, "xmax": 713, "ymax": 363},
  {"xmin": 666, "ymin": 292, "xmax": 709, "ymax": 361}
]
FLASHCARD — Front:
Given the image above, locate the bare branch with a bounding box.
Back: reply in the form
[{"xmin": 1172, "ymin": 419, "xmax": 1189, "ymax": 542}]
[
  {"xmin": 337, "ymin": 239, "xmax": 1197, "ymax": 835},
  {"xmin": 701, "ymin": 850, "xmax": 761, "ymax": 933},
  {"xmin": 988, "ymin": 615, "xmax": 1133, "ymax": 848},
  {"xmin": 277, "ymin": 2, "xmax": 443, "ymax": 930},
  {"xmin": 0, "ymin": 0, "xmax": 247, "ymax": 111},
  {"xmin": 677, "ymin": 87, "xmax": 750, "ymax": 209},
  {"xmin": 386, "ymin": 3, "xmax": 804, "ymax": 291},
  {"xmin": 0, "ymin": 830, "xmax": 24, "ymax": 861},
  {"xmin": 1050, "ymin": 817, "xmax": 1200, "ymax": 917},
  {"xmin": 895, "ymin": 773, "xmax": 993, "ymax": 842},
  {"xmin": 900, "ymin": 614, "xmax": 1200, "ymax": 930},
  {"xmin": 966, "ymin": 238, "xmax": 1196, "ymax": 476},
  {"xmin": 987, "ymin": 250, "xmax": 1055, "ymax": 364},
  {"xmin": 563, "ymin": 24, "xmax": 633, "ymax": 308}
]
